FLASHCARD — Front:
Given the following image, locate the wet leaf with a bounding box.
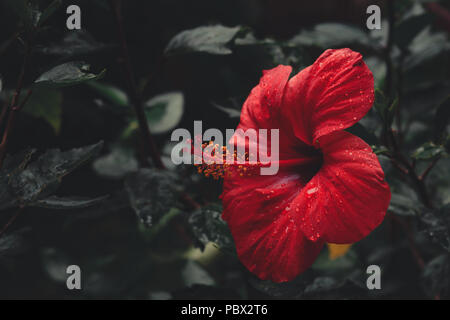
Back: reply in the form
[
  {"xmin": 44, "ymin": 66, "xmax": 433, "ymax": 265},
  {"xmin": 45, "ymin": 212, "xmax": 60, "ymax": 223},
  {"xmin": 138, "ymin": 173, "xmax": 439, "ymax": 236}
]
[
  {"xmin": 420, "ymin": 205, "xmax": 450, "ymax": 252},
  {"xmin": 188, "ymin": 204, "xmax": 235, "ymax": 254},
  {"xmin": 33, "ymin": 195, "xmax": 108, "ymax": 210},
  {"xmin": 93, "ymin": 145, "xmax": 138, "ymax": 180},
  {"xmin": 0, "ymin": 142, "xmax": 103, "ymax": 210},
  {"xmin": 412, "ymin": 142, "xmax": 446, "ymax": 160},
  {"xmin": 34, "ymin": 62, "xmax": 105, "ymax": 88},
  {"xmin": 125, "ymin": 168, "xmax": 181, "ymax": 227},
  {"xmin": 290, "ymin": 23, "xmax": 373, "ymax": 50},
  {"xmin": 38, "ymin": 30, "xmax": 109, "ymax": 57},
  {"xmin": 165, "ymin": 25, "xmax": 242, "ymax": 56}
]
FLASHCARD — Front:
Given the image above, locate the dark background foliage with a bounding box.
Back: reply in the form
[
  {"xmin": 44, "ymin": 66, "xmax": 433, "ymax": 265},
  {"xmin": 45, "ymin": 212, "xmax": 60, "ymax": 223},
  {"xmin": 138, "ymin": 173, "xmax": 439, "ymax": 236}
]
[{"xmin": 0, "ymin": 0, "xmax": 449, "ymax": 299}]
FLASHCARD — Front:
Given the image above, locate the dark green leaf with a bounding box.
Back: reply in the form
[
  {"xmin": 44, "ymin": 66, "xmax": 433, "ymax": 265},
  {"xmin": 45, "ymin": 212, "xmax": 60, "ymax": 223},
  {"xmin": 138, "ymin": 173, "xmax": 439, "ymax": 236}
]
[
  {"xmin": 87, "ymin": 81, "xmax": 129, "ymax": 107},
  {"xmin": 422, "ymin": 254, "xmax": 450, "ymax": 299},
  {"xmin": 420, "ymin": 205, "xmax": 450, "ymax": 253},
  {"xmin": 404, "ymin": 28, "xmax": 450, "ymax": 71},
  {"xmin": 372, "ymin": 145, "xmax": 390, "ymax": 156},
  {"xmin": 412, "ymin": 142, "xmax": 446, "ymax": 160},
  {"xmin": 0, "ymin": 229, "xmax": 28, "ymax": 258},
  {"xmin": 0, "ymin": 149, "xmax": 36, "ymax": 210},
  {"xmin": 139, "ymin": 208, "xmax": 182, "ymax": 242},
  {"xmin": 289, "ymin": 23, "xmax": 373, "ymax": 50},
  {"xmin": 247, "ymin": 272, "xmax": 312, "ymax": 298},
  {"xmin": 0, "ymin": 142, "xmax": 103, "ymax": 210},
  {"xmin": 301, "ymin": 275, "xmax": 367, "ymax": 299},
  {"xmin": 395, "ymin": 14, "xmax": 433, "ymax": 50},
  {"xmin": 93, "ymin": 145, "xmax": 138, "ymax": 180},
  {"xmin": 34, "ymin": 62, "xmax": 105, "ymax": 88},
  {"xmin": 165, "ymin": 25, "xmax": 242, "ymax": 56},
  {"xmin": 145, "ymin": 92, "xmax": 184, "ymax": 134},
  {"xmin": 38, "ymin": 30, "xmax": 109, "ymax": 57},
  {"xmin": 22, "ymin": 87, "xmax": 62, "ymax": 133},
  {"xmin": 188, "ymin": 204, "xmax": 235, "ymax": 254},
  {"xmin": 389, "ymin": 193, "xmax": 421, "ymax": 216},
  {"xmin": 33, "ymin": 195, "xmax": 108, "ymax": 210},
  {"xmin": 125, "ymin": 168, "xmax": 181, "ymax": 227},
  {"xmin": 123, "ymin": 92, "xmax": 184, "ymax": 137}
]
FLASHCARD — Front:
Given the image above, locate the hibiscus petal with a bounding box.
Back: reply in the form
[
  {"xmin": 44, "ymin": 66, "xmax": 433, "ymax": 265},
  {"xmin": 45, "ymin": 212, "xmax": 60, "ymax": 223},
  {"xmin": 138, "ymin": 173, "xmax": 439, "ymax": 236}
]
[
  {"xmin": 239, "ymin": 65, "xmax": 292, "ymax": 131},
  {"xmin": 283, "ymin": 48, "xmax": 374, "ymax": 145},
  {"xmin": 294, "ymin": 131, "xmax": 391, "ymax": 243},
  {"xmin": 222, "ymin": 171, "xmax": 324, "ymax": 282},
  {"xmin": 237, "ymin": 65, "xmax": 314, "ymax": 161}
]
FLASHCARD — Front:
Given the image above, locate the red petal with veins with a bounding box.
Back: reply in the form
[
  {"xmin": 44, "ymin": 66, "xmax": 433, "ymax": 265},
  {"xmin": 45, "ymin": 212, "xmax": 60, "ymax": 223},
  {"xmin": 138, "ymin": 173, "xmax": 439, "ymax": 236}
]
[
  {"xmin": 237, "ymin": 64, "xmax": 311, "ymax": 160},
  {"xmin": 222, "ymin": 171, "xmax": 324, "ymax": 283},
  {"xmin": 294, "ymin": 131, "xmax": 391, "ymax": 243},
  {"xmin": 283, "ymin": 48, "xmax": 374, "ymax": 145}
]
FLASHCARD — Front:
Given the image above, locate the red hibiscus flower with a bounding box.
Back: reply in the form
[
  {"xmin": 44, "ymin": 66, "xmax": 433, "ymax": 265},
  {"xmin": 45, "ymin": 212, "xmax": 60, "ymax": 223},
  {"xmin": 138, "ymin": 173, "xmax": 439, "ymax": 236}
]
[{"xmin": 221, "ymin": 48, "xmax": 391, "ymax": 283}]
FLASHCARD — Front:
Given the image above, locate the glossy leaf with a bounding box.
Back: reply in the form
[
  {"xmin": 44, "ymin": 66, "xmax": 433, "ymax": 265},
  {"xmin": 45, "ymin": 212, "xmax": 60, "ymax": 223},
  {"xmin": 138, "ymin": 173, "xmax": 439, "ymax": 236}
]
[
  {"xmin": 412, "ymin": 142, "xmax": 446, "ymax": 160},
  {"xmin": 33, "ymin": 195, "xmax": 108, "ymax": 210},
  {"xmin": 34, "ymin": 62, "xmax": 105, "ymax": 88},
  {"xmin": 189, "ymin": 204, "xmax": 235, "ymax": 253},
  {"xmin": 125, "ymin": 168, "xmax": 181, "ymax": 227},
  {"xmin": 0, "ymin": 142, "xmax": 103, "ymax": 210},
  {"xmin": 165, "ymin": 25, "xmax": 241, "ymax": 56}
]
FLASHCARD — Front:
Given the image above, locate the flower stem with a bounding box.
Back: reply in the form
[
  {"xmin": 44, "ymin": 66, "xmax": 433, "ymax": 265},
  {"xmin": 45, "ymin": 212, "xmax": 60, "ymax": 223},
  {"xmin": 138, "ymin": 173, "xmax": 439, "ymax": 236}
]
[
  {"xmin": 0, "ymin": 36, "xmax": 33, "ymax": 169},
  {"xmin": 109, "ymin": 0, "xmax": 200, "ymax": 212},
  {"xmin": 109, "ymin": 0, "xmax": 165, "ymax": 169}
]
